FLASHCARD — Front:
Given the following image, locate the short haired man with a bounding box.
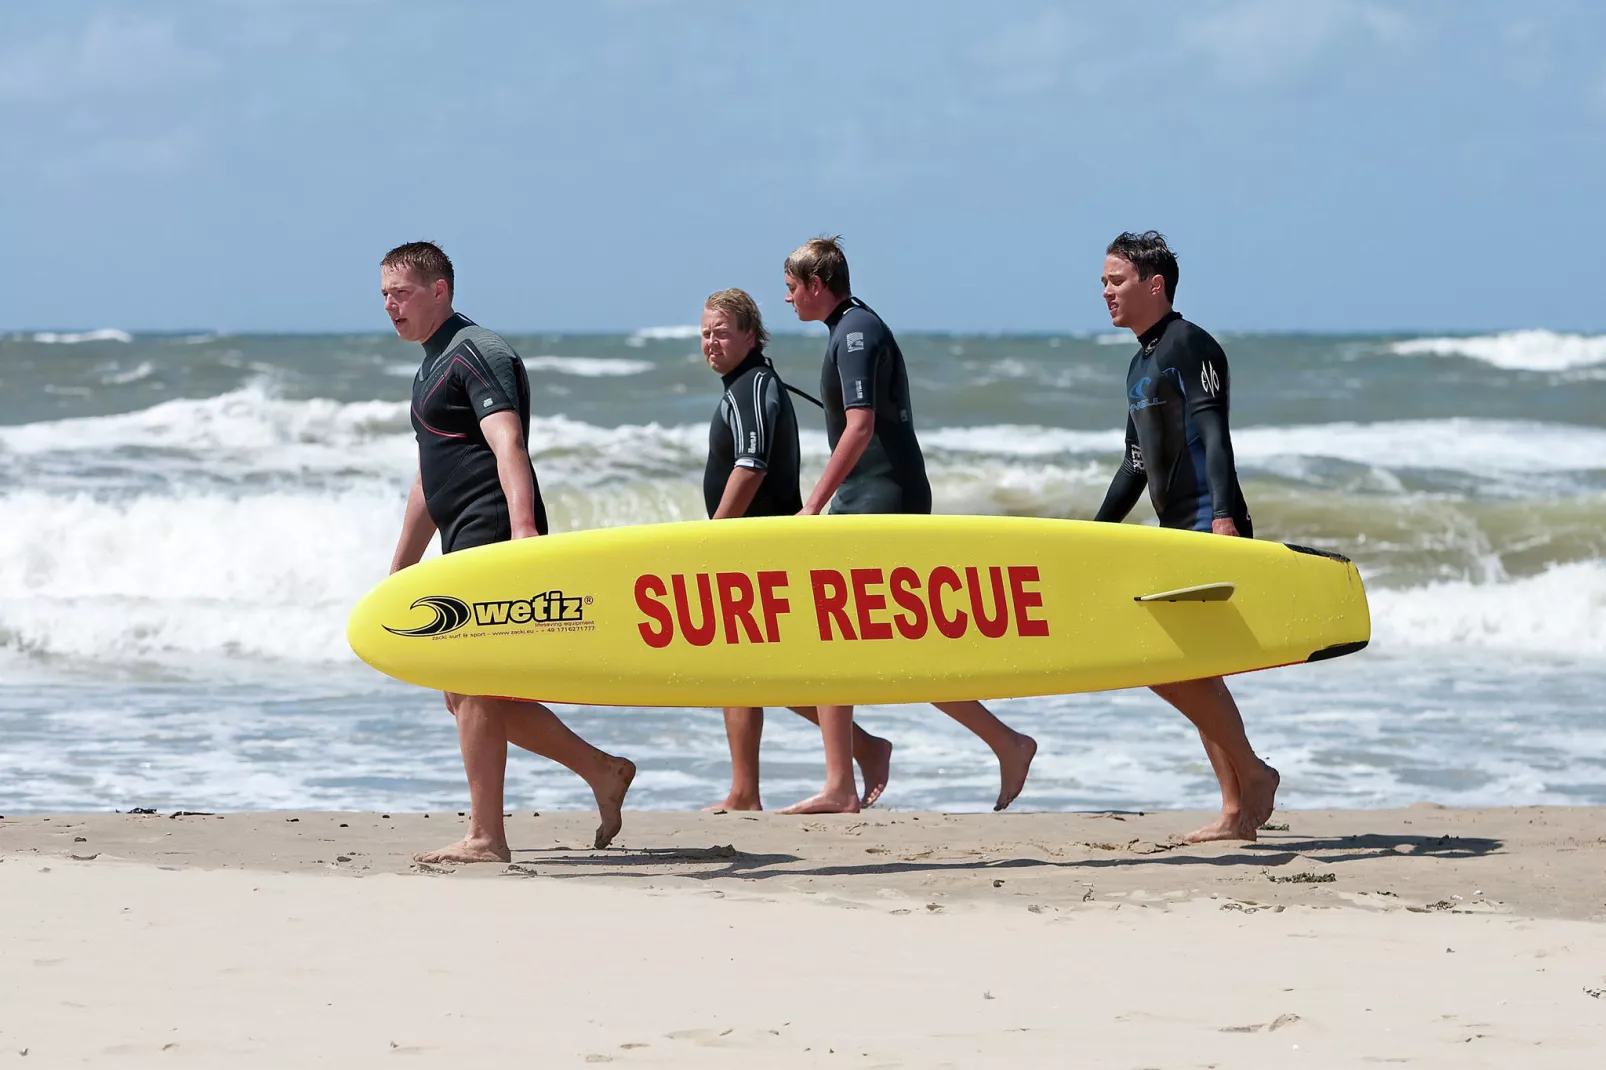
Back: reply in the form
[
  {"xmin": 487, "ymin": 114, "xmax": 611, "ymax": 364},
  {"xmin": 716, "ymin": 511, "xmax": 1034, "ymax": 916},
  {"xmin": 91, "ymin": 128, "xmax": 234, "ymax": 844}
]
[
  {"xmin": 1094, "ymin": 230, "xmax": 1279, "ymax": 842},
  {"xmin": 381, "ymin": 241, "xmax": 635, "ymax": 862},
  {"xmin": 699, "ymin": 288, "xmax": 896, "ymax": 812},
  {"xmin": 782, "ymin": 236, "xmax": 1037, "ymax": 815}
]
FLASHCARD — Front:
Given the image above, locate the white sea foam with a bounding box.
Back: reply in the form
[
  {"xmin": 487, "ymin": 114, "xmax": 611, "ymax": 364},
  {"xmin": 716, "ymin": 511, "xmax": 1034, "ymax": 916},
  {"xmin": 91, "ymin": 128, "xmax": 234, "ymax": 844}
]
[
  {"xmin": 1389, "ymin": 330, "xmax": 1606, "ymax": 372},
  {"xmin": 926, "ymin": 419, "xmax": 1606, "ymax": 476},
  {"xmin": 922, "ymin": 425, "xmax": 1125, "ymax": 456},
  {"xmin": 1233, "ymin": 419, "xmax": 1606, "ymax": 475},
  {"xmin": 524, "ymin": 355, "xmax": 654, "ymax": 377},
  {"xmin": 0, "ymin": 385, "xmax": 412, "ymax": 458},
  {"xmin": 2, "ymin": 391, "xmax": 1601, "ymax": 491},
  {"xmin": 1370, "ymin": 561, "xmax": 1606, "ymax": 659},
  {"xmin": 30, "ymin": 329, "xmax": 134, "ymax": 344},
  {"xmin": 97, "ymin": 361, "xmax": 155, "ymax": 385},
  {"xmin": 0, "ymin": 489, "xmax": 402, "ymax": 665},
  {"xmin": 626, "ymin": 325, "xmax": 701, "ymax": 347},
  {"xmin": 1096, "ymin": 332, "xmax": 1133, "ymax": 345}
]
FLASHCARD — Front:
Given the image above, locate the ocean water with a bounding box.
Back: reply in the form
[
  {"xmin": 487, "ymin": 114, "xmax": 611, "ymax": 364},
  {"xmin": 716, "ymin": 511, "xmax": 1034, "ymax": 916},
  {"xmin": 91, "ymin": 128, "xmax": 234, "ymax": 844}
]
[{"xmin": 1, "ymin": 325, "xmax": 1603, "ymax": 815}]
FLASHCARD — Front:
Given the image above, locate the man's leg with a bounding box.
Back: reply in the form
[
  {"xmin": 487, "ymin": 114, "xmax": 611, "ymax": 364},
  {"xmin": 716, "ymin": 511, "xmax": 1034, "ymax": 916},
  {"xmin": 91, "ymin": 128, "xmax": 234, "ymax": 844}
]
[
  {"xmin": 1149, "ymin": 676, "xmax": 1279, "ymax": 842},
  {"xmin": 931, "ymin": 700, "xmax": 1038, "ymax": 812},
  {"xmin": 790, "ymin": 706, "xmax": 893, "ymax": 807},
  {"xmin": 707, "ymin": 707, "xmax": 764, "ymax": 811},
  {"xmin": 497, "ymin": 699, "xmax": 636, "ymax": 849},
  {"xmin": 415, "ymin": 693, "xmax": 513, "ymax": 863},
  {"xmin": 779, "ymin": 704, "xmax": 860, "ymax": 814},
  {"xmin": 416, "ymin": 695, "xmax": 636, "ymax": 863}
]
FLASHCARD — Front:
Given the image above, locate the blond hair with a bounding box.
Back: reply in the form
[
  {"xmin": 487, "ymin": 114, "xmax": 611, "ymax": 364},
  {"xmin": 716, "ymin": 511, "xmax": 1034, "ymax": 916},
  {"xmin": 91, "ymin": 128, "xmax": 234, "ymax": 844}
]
[{"xmin": 704, "ymin": 287, "xmax": 769, "ymax": 349}]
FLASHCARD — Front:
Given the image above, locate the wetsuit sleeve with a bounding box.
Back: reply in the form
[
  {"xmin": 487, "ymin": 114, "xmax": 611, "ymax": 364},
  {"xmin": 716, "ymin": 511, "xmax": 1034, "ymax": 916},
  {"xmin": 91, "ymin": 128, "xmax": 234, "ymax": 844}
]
[
  {"xmin": 1193, "ymin": 410, "xmax": 1238, "ymax": 519},
  {"xmin": 456, "ymin": 343, "xmax": 520, "ymax": 422},
  {"xmin": 1175, "ymin": 336, "xmax": 1238, "ymax": 520},
  {"xmin": 1093, "ymin": 415, "xmax": 1146, "ymax": 522},
  {"xmin": 727, "ymin": 372, "xmax": 783, "ymax": 471},
  {"xmin": 836, "ymin": 314, "xmax": 888, "ymax": 411}
]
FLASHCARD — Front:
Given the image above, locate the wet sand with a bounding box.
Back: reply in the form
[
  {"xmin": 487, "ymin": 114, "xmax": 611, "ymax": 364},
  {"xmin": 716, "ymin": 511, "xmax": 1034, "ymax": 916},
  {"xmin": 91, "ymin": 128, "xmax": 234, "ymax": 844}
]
[{"xmin": 3, "ymin": 805, "xmax": 1604, "ymax": 1067}]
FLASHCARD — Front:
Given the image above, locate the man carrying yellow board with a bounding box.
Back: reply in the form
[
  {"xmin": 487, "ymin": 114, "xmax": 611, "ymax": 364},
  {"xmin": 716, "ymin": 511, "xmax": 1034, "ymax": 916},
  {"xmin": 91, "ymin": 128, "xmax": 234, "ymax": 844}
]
[
  {"xmin": 1094, "ymin": 230, "xmax": 1280, "ymax": 841},
  {"xmin": 381, "ymin": 241, "xmax": 636, "ymax": 862},
  {"xmin": 784, "ymin": 236, "xmax": 1038, "ymax": 815},
  {"xmin": 699, "ymin": 287, "xmax": 897, "ymax": 812}
]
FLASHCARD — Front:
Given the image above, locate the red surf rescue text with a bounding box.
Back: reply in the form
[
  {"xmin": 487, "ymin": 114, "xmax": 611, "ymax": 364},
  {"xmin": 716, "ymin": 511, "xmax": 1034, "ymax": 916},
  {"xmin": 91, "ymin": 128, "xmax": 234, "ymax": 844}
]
[{"xmin": 634, "ymin": 566, "xmax": 1048, "ymax": 648}]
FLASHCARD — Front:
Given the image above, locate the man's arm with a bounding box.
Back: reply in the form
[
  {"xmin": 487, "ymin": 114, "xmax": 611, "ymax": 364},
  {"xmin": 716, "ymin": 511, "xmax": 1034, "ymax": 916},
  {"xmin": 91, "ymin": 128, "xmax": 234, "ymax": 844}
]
[
  {"xmin": 1193, "ymin": 409, "xmax": 1241, "ymax": 536},
  {"xmin": 1179, "ymin": 336, "xmax": 1242, "ymax": 536},
  {"xmin": 390, "ymin": 470, "xmax": 437, "ymax": 573},
  {"xmin": 713, "ymin": 466, "xmax": 767, "ymax": 519},
  {"xmin": 1093, "ymin": 414, "xmax": 1145, "ymax": 523},
  {"xmin": 481, "ymin": 410, "xmax": 539, "ymax": 539},
  {"xmin": 1093, "ymin": 466, "xmax": 1145, "ymax": 524},
  {"xmin": 802, "ymin": 319, "xmax": 882, "ymax": 515},
  {"xmin": 801, "ymin": 407, "xmax": 873, "ymax": 515}
]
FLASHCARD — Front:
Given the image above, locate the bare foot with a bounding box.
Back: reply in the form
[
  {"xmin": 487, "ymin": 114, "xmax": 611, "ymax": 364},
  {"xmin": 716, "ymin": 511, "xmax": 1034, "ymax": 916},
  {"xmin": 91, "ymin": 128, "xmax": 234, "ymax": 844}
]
[
  {"xmin": 994, "ymin": 732, "xmax": 1037, "ymax": 812},
  {"xmin": 413, "ymin": 838, "xmax": 510, "ymax": 864},
  {"xmin": 590, "ymin": 756, "xmax": 636, "ymax": 849},
  {"xmin": 778, "ymin": 788, "xmax": 861, "ymax": 815},
  {"xmin": 856, "ymin": 734, "xmax": 893, "ymax": 808},
  {"xmin": 1181, "ymin": 815, "xmax": 1254, "ymax": 844},
  {"xmin": 703, "ymin": 794, "xmax": 761, "ymax": 812},
  {"xmin": 1243, "ymin": 762, "xmax": 1281, "ymax": 829}
]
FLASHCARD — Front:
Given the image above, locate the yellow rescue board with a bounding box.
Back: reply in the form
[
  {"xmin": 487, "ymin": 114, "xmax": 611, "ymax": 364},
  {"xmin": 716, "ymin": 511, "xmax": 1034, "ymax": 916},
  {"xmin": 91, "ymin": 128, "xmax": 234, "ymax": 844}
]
[{"xmin": 346, "ymin": 515, "xmax": 1370, "ymax": 706}]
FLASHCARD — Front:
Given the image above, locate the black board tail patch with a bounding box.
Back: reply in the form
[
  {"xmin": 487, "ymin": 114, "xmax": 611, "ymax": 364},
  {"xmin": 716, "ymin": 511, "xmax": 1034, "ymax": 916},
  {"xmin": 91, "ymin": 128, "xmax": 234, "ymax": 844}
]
[
  {"xmin": 1307, "ymin": 640, "xmax": 1368, "ymax": 662},
  {"xmin": 1284, "ymin": 543, "xmax": 1354, "ymax": 564}
]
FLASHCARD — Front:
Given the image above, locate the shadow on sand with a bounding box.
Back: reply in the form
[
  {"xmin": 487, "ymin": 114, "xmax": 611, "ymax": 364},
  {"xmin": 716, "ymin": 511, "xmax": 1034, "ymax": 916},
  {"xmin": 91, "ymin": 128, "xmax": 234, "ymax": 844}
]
[{"xmin": 506, "ymin": 830, "xmax": 1503, "ymax": 884}]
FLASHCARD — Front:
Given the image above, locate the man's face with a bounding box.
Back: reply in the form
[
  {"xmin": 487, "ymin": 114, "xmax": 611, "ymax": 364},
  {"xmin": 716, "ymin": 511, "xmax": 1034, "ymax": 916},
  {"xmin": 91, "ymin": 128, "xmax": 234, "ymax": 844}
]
[
  {"xmin": 1100, "ymin": 254, "xmax": 1166, "ymax": 331},
  {"xmin": 701, "ymin": 308, "xmax": 755, "ymax": 375},
  {"xmin": 382, "ymin": 265, "xmax": 449, "ymax": 342},
  {"xmin": 784, "ymin": 273, "xmax": 835, "ymax": 322}
]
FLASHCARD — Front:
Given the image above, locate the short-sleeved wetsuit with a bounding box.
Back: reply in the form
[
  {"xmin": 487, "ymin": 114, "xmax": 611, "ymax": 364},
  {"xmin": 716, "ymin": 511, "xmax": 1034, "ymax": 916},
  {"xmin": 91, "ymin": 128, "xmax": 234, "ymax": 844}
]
[
  {"xmin": 820, "ymin": 297, "xmax": 932, "ymax": 514},
  {"xmin": 1094, "ymin": 311, "xmax": 1252, "ymax": 535},
  {"xmin": 411, "ymin": 312, "xmax": 548, "ymax": 553},
  {"xmin": 703, "ymin": 349, "xmax": 803, "ymax": 518}
]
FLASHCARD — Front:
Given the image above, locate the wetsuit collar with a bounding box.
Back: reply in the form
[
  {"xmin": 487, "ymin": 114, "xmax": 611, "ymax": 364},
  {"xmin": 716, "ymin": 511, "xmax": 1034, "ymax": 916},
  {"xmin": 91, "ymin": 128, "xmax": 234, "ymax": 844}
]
[
  {"xmin": 421, "ymin": 312, "xmax": 472, "ymax": 361},
  {"xmin": 1136, "ymin": 310, "xmax": 1181, "ymax": 351},
  {"xmin": 824, "ymin": 296, "xmax": 865, "ymax": 330},
  {"xmin": 720, "ymin": 347, "xmax": 770, "ymax": 388}
]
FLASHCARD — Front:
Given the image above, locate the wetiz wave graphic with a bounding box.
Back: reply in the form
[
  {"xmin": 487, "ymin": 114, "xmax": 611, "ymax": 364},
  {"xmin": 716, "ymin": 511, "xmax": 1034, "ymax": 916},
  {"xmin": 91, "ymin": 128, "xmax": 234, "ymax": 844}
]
[{"xmin": 383, "ymin": 595, "xmax": 473, "ymax": 637}]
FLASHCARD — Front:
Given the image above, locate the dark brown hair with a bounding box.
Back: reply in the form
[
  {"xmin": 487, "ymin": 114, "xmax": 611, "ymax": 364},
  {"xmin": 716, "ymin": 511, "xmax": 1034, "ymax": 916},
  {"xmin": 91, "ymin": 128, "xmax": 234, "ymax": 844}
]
[
  {"xmin": 784, "ymin": 235, "xmax": 851, "ymax": 298},
  {"xmin": 1106, "ymin": 231, "xmax": 1177, "ymax": 302}
]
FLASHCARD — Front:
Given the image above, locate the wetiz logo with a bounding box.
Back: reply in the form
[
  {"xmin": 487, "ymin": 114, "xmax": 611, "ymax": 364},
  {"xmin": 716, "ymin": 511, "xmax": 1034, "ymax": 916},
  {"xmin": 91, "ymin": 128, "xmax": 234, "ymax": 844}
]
[
  {"xmin": 472, "ymin": 590, "xmax": 586, "ymax": 627},
  {"xmin": 384, "ymin": 595, "xmax": 472, "ymax": 637}
]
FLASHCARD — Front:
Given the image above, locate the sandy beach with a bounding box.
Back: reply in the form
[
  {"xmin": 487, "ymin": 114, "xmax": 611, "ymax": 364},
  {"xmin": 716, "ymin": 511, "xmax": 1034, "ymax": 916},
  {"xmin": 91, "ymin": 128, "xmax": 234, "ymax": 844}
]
[{"xmin": 2, "ymin": 805, "xmax": 1603, "ymax": 1067}]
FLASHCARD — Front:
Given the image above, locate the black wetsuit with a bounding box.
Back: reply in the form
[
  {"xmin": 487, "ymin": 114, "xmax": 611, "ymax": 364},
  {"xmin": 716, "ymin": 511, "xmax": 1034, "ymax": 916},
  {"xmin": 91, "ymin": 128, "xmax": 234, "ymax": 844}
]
[
  {"xmin": 704, "ymin": 349, "xmax": 803, "ymax": 518},
  {"xmin": 1094, "ymin": 311, "xmax": 1252, "ymax": 535},
  {"xmin": 820, "ymin": 297, "xmax": 932, "ymax": 514},
  {"xmin": 410, "ymin": 312, "xmax": 548, "ymax": 553}
]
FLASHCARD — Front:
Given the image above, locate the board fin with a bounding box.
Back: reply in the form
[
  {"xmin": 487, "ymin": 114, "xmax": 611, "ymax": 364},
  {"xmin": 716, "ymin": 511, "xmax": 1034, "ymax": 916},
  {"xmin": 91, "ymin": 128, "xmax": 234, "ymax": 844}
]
[{"xmin": 1135, "ymin": 582, "xmax": 1236, "ymax": 603}]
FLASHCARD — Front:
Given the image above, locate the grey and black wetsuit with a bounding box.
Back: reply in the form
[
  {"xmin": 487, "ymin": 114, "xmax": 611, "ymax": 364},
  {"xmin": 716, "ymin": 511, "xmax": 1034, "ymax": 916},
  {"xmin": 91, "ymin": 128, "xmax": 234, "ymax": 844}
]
[
  {"xmin": 1094, "ymin": 311, "xmax": 1252, "ymax": 536},
  {"xmin": 410, "ymin": 312, "xmax": 548, "ymax": 553},
  {"xmin": 820, "ymin": 297, "xmax": 932, "ymax": 514},
  {"xmin": 703, "ymin": 349, "xmax": 803, "ymax": 518}
]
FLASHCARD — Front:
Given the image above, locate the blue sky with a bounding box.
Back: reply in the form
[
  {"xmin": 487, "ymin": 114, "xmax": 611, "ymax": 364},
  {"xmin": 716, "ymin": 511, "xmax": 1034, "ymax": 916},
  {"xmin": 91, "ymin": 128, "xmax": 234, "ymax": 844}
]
[{"xmin": 2, "ymin": 1, "xmax": 1602, "ymax": 333}]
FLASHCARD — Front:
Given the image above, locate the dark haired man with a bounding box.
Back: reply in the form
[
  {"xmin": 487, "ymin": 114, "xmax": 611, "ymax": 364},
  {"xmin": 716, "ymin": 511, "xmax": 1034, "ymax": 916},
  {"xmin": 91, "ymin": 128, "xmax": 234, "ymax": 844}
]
[
  {"xmin": 1095, "ymin": 230, "xmax": 1278, "ymax": 842},
  {"xmin": 781, "ymin": 236, "xmax": 1037, "ymax": 815},
  {"xmin": 381, "ymin": 240, "xmax": 635, "ymax": 862}
]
